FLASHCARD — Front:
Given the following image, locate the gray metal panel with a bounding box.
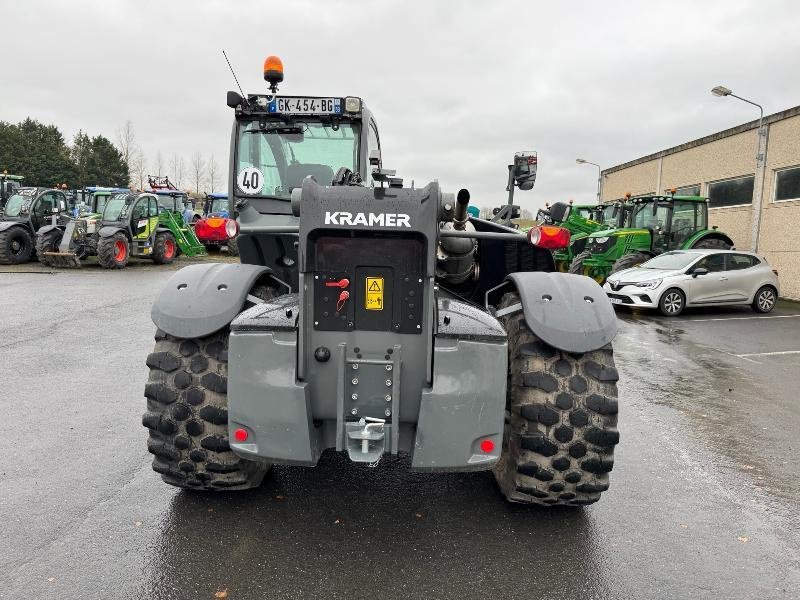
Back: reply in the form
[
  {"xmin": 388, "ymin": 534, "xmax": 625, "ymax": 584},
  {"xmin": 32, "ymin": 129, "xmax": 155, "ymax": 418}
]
[
  {"xmin": 151, "ymin": 263, "xmax": 272, "ymax": 338},
  {"xmin": 507, "ymin": 271, "xmax": 617, "ymax": 353},
  {"xmin": 412, "ymin": 337, "xmax": 507, "ymax": 471},
  {"xmin": 98, "ymin": 226, "xmax": 124, "ymax": 238},
  {"xmin": 228, "ymin": 329, "xmax": 321, "ymax": 466}
]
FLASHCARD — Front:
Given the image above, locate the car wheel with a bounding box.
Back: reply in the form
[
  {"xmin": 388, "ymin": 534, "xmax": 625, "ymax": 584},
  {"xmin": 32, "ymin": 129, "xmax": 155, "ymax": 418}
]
[
  {"xmin": 752, "ymin": 286, "xmax": 776, "ymax": 313},
  {"xmin": 659, "ymin": 288, "xmax": 685, "ymax": 316}
]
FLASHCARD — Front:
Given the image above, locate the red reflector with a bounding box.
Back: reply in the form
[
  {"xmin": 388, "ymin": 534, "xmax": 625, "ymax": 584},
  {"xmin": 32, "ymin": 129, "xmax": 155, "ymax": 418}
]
[
  {"xmin": 528, "ymin": 225, "xmax": 571, "ymax": 250},
  {"xmin": 233, "ymin": 428, "xmax": 248, "ymax": 442},
  {"xmin": 480, "ymin": 439, "xmax": 495, "ymax": 453}
]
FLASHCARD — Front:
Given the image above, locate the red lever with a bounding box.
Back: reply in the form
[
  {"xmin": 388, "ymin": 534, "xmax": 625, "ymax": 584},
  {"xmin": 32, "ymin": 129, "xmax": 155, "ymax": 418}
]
[
  {"xmin": 325, "ymin": 278, "xmax": 350, "ymax": 289},
  {"xmin": 336, "ymin": 290, "xmax": 350, "ymax": 312}
]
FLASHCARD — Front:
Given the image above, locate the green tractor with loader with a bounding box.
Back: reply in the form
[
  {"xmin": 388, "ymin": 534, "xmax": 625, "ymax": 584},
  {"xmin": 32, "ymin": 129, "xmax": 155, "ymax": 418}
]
[
  {"xmin": 537, "ymin": 200, "xmax": 631, "ymax": 271},
  {"xmin": 568, "ymin": 194, "xmax": 733, "ymax": 282},
  {"xmin": 37, "ymin": 191, "xmax": 206, "ymax": 268},
  {"xmin": 140, "ymin": 55, "xmax": 620, "ymax": 507}
]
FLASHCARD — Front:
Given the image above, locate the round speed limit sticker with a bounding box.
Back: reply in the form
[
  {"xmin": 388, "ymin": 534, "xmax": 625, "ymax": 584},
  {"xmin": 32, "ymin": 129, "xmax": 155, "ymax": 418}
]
[{"xmin": 237, "ymin": 167, "xmax": 264, "ymax": 195}]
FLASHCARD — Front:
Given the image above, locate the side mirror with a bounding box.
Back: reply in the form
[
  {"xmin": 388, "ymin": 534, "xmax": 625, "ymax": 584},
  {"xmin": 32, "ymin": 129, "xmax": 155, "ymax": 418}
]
[
  {"xmin": 227, "ymin": 90, "xmax": 244, "ymax": 108},
  {"xmin": 549, "ymin": 202, "xmax": 570, "ymax": 223},
  {"xmin": 512, "ymin": 151, "xmax": 537, "ymax": 191},
  {"xmin": 691, "ymin": 267, "xmax": 708, "ymax": 278}
]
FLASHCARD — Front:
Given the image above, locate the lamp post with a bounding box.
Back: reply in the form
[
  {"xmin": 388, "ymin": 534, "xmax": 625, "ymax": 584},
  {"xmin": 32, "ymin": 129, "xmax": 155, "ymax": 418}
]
[
  {"xmin": 711, "ymin": 85, "xmax": 767, "ymax": 252},
  {"xmin": 576, "ymin": 158, "xmax": 602, "ymax": 202}
]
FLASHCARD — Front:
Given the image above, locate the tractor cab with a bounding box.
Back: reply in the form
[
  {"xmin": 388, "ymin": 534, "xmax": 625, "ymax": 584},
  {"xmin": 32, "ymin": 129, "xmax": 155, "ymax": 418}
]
[
  {"xmin": 226, "ymin": 56, "xmax": 381, "ymax": 287},
  {"xmin": 204, "ymin": 192, "xmax": 229, "ymax": 218},
  {"xmin": 0, "ymin": 173, "xmax": 24, "ymax": 210},
  {"xmin": 74, "ymin": 186, "xmax": 130, "ymax": 217}
]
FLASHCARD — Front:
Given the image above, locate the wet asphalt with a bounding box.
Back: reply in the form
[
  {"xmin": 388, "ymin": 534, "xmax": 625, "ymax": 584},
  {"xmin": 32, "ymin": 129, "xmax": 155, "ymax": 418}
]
[{"xmin": 1, "ymin": 259, "xmax": 799, "ymax": 600}]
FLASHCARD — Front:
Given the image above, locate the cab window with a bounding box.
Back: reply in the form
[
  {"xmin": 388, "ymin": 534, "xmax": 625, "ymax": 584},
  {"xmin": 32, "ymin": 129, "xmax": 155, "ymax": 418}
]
[{"xmin": 148, "ymin": 198, "xmax": 159, "ymax": 217}]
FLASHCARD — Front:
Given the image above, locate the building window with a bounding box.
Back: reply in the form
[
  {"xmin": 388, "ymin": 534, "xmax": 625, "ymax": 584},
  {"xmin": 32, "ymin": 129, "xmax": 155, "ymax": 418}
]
[
  {"xmin": 774, "ymin": 166, "xmax": 800, "ymax": 202},
  {"xmin": 707, "ymin": 176, "xmax": 754, "ymax": 208},
  {"xmin": 672, "ymin": 184, "xmax": 700, "ymax": 196}
]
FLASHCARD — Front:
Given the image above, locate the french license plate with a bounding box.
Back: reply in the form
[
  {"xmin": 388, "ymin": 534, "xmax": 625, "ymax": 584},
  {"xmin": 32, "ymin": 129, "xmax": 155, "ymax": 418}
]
[
  {"xmin": 269, "ymin": 97, "xmax": 342, "ymax": 115},
  {"xmin": 609, "ymin": 297, "xmax": 623, "ymax": 305}
]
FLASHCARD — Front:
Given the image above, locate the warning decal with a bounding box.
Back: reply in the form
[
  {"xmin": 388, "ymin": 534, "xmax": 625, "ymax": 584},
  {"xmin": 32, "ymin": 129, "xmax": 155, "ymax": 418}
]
[{"xmin": 365, "ymin": 277, "xmax": 384, "ymax": 311}]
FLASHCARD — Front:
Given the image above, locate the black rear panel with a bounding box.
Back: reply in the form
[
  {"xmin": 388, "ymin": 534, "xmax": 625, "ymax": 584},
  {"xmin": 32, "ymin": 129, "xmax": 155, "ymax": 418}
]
[{"xmin": 309, "ymin": 233, "xmax": 425, "ymax": 334}]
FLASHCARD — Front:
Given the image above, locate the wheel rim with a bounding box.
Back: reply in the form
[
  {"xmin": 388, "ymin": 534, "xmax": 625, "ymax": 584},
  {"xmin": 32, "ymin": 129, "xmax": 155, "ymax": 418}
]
[
  {"xmin": 114, "ymin": 240, "xmax": 127, "ymax": 262},
  {"xmin": 758, "ymin": 289, "xmax": 775, "ymax": 311},
  {"xmin": 663, "ymin": 292, "xmax": 682, "ymax": 314},
  {"xmin": 11, "ymin": 238, "xmax": 23, "ymax": 255},
  {"xmin": 164, "ymin": 239, "xmax": 175, "ymax": 259}
]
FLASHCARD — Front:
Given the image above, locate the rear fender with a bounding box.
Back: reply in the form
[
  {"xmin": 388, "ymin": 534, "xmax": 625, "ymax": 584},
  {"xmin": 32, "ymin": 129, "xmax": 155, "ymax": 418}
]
[
  {"xmin": 0, "ymin": 221, "xmax": 31, "ymax": 234},
  {"xmin": 684, "ymin": 230, "xmax": 735, "ymax": 248},
  {"xmin": 503, "ymin": 272, "xmax": 617, "ymax": 353},
  {"xmin": 151, "ymin": 263, "xmax": 279, "ymax": 338},
  {"xmin": 98, "ymin": 226, "xmax": 125, "ymax": 238},
  {"xmin": 36, "ymin": 224, "xmax": 62, "ymax": 236}
]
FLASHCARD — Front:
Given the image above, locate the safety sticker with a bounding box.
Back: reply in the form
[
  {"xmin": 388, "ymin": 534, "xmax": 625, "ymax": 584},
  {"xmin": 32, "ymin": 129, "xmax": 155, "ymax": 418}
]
[
  {"xmin": 237, "ymin": 167, "xmax": 264, "ymax": 195},
  {"xmin": 365, "ymin": 277, "xmax": 384, "ymax": 311}
]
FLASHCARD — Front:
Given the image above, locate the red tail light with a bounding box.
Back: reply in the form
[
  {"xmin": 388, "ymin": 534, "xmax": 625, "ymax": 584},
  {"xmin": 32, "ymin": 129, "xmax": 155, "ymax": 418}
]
[{"xmin": 528, "ymin": 225, "xmax": 570, "ymax": 249}]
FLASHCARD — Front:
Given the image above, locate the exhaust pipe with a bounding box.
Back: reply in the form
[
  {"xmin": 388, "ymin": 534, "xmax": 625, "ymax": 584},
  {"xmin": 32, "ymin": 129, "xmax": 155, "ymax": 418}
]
[{"xmin": 453, "ymin": 188, "xmax": 470, "ymax": 230}]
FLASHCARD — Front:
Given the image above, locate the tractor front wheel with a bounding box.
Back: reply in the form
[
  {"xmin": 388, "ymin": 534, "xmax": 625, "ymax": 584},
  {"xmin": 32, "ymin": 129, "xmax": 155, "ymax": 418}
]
[
  {"xmin": 97, "ymin": 233, "xmax": 129, "ymax": 269},
  {"xmin": 0, "ymin": 227, "xmax": 33, "ymax": 264},
  {"xmin": 493, "ymin": 292, "xmax": 620, "ymax": 506},
  {"xmin": 153, "ymin": 232, "xmax": 177, "ymax": 264},
  {"xmin": 611, "ymin": 251, "xmax": 650, "ymax": 274},
  {"xmin": 568, "ymin": 250, "xmax": 592, "ymax": 276},
  {"xmin": 226, "ymin": 235, "xmax": 239, "ymax": 256},
  {"xmin": 36, "ymin": 229, "xmax": 63, "ymax": 265}
]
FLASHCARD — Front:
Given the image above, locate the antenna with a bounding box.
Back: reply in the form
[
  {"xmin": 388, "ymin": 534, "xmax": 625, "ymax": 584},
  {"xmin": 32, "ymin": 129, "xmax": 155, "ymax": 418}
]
[{"xmin": 222, "ymin": 50, "xmax": 247, "ymax": 102}]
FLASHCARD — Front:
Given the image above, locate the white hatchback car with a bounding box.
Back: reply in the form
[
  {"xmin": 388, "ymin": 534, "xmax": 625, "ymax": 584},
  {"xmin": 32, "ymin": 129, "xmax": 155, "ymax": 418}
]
[{"xmin": 603, "ymin": 250, "xmax": 779, "ymax": 316}]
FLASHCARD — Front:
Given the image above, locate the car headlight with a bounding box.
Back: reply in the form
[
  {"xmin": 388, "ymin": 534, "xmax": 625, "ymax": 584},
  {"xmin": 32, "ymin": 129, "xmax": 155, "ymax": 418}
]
[{"xmin": 634, "ymin": 279, "xmax": 662, "ymax": 289}]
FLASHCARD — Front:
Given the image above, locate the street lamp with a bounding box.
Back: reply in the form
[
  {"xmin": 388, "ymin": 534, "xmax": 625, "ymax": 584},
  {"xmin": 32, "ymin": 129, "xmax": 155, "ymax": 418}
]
[
  {"xmin": 710, "ymin": 85, "xmax": 766, "ymax": 252},
  {"xmin": 576, "ymin": 158, "xmax": 602, "ymax": 202}
]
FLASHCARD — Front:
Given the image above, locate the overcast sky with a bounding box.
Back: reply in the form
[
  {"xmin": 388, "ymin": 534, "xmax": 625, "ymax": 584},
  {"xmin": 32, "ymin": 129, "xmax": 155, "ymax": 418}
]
[{"xmin": 3, "ymin": 0, "xmax": 800, "ymax": 212}]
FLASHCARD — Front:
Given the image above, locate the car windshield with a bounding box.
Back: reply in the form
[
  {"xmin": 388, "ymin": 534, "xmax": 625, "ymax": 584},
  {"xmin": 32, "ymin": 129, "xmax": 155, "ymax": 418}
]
[
  {"xmin": 236, "ymin": 120, "xmax": 359, "ymax": 200},
  {"xmin": 640, "ymin": 252, "xmax": 701, "ymax": 270},
  {"xmin": 2, "ymin": 193, "xmax": 26, "ymax": 217},
  {"xmin": 102, "ymin": 194, "xmax": 134, "ymax": 221}
]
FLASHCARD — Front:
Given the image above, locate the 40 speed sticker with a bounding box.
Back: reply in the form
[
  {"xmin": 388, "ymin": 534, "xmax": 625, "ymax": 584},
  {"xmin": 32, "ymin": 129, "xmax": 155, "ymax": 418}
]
[{"xmin": 237, "ymin": 167, "xmax": 264, "ymax": 195}]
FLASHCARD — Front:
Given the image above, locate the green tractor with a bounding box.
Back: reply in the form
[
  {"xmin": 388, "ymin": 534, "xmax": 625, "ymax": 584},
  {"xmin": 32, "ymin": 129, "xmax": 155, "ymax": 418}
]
[
  {"xmin": 37, "ymin": 191, "xmax": 205, "ymax": 268},
  {"xmin": 569, "ymin": 194, "xmax": 733, "ymax": 282},
  {"xmin": 537, "ymin": 200, "xmax": 630, "ymax": 271}
]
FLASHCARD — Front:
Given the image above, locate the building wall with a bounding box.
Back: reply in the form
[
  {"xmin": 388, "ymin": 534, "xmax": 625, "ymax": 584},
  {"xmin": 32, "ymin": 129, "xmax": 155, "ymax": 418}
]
[{"xmin": 600, "ymin": 111, "xmax": 800, "ymax": 300}]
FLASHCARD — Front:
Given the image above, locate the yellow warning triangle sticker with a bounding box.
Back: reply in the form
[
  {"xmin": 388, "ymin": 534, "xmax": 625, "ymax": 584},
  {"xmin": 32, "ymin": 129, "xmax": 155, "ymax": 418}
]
[{"xmin": 368, "ymin": 280, "xmax": 382, "ymax": 291}]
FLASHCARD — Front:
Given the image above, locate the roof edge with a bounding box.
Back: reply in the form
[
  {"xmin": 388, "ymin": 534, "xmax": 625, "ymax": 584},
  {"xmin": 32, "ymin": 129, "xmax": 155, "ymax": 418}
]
[{"xmin": 602, "ymin": 104, "xmax": 800, "ymax": 176}]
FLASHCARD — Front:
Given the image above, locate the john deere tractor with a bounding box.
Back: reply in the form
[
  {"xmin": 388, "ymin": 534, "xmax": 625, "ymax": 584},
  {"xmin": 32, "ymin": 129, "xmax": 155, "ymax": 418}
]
[
  {"xmin": 38, "ymin": 191, "xmax": 205, "ymax": 268},
  {"xmin": 569, "ymin": 194, "xmax": 733, "ymax": 282},
  {"xmin": 140, "ymin": 55, "xmax": 620, "ymax": 507},
  {"xmin": 537, "ymin": 200, "xmax": 631, "ymax": 271}
]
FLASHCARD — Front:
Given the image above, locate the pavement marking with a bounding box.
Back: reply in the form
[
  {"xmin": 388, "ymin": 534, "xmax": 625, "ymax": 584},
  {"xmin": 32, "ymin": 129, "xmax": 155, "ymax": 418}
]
[
  {"xmin": 683, "ymin": 314, "xmax": 800, "ymax": 323},
  {"xmin": 736, "ymin": 350, "xmax": 800, "ymax": 358}
]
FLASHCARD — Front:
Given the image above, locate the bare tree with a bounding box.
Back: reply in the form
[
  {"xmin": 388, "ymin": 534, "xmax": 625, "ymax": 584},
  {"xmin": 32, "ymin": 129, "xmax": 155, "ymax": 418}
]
[
  {"xmin": 520, "ymin": 209, "xmax": 533, "ymax": 220},
  {"xmin": 130, "ymin": 149, "xmax": 147, "ymax": 190},
  {"xmin": 480, "ymin": 206, "xmax": 493, "ymax": 219},
  {"xmin": 155, "ymin": 151, "xmax": 164, "ymax": 177},
  {"xmin": 190, "ymin": 152, "xmax": 206, "ymax": 193},
  {"xmin": 169, "ymin": 154, "xmax": 185, "ymax": 188},
  {"xmin": 115, "ymin": 120, "xmax": 136, "ymax": 166},
  {"xmin": 207, "ymin": 154, "xmax": 220, "ymax": 192}
]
